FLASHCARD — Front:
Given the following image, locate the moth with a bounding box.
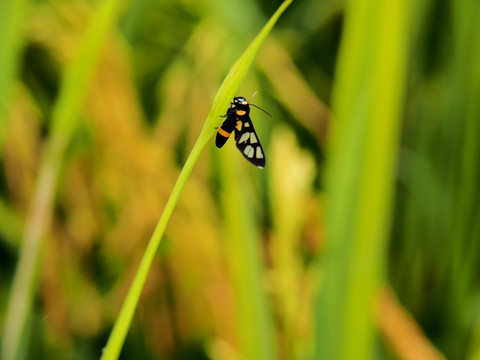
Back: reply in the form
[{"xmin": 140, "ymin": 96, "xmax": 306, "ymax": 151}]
[{"xmin": 215, "ymin": 96, "xmax": 269, "ymax": 168}]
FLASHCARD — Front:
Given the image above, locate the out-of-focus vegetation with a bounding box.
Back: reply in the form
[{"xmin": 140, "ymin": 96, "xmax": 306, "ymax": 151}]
[{"xmin": 0, "ymin": 0, "xmax": 479, "ymax": 359}]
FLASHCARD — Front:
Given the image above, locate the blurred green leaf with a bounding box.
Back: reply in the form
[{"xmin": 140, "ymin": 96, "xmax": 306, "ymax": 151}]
[
  {"xmin": 219, "ymin": 148, "xmax": 277, "ymax": 360},
  {"xmin": 2, "ymin": 0, "xmax": 123, "ymax": 358},
  {"xmin": 0, "ymin": 0, "xmax": 32, "ymax": 153},
  {"xmin": 313, "ymin": 0, "xmax": 412, "ymax": 359}
]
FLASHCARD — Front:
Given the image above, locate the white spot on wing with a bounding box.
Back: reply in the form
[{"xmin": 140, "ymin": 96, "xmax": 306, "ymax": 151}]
[
  {"xmin": 250, "ymin": 133, "xmax": 258, "ymax": 143},
  {"xmin": 244, "ymin": 145, "xmax": 254, "ymax": 158},
  {"xmin": 239, "ymin": 132, "xmax": 250, "ymax": 143},
  {"xmin": 256, "ymin": 147, "xmax": 264, "ymax": 159},
  {"xmin": 244, "ymin": 122, "xmax": 250, "ymax": 127}
]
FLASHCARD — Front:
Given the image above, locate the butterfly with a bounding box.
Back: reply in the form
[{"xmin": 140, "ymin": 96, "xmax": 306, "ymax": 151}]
[{"xmin": 215, "ymin": 96, "xmax": 269, "ymax": 168}]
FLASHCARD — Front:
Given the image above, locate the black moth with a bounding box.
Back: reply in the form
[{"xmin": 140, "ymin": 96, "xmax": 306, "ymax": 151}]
[{"xmin": 215, "ymin": 96, "xmax": 266, "ymax": 168}]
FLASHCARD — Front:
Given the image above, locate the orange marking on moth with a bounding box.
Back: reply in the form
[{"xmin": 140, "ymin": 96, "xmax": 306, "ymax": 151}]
[
  {"xmin": 218, "ymin": 127, "xmax": 231, "ymax": 138},
  {"xmin": 236, "ymin": 110, "xmax": 246, "ymax": 116},
  {"xmin": 236, "ymin": 121, "xmax": 242, "ymax": 131}
]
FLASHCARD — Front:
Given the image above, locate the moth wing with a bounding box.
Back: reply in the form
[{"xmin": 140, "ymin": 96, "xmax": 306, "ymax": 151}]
[{"xmin": 234, "ymin": 117, "xmax": 266, "ymax": 168}]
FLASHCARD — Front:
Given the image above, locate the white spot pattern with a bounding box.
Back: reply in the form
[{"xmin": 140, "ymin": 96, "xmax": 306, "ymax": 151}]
[
  {"xmin": 239, "ymin": 132, "xmax": 250, "ymax": 143},
  {"xmin": 256, "ymin": 147, "xmax": 263, "ymax": 159},
  {"xmin": 244, "ymin": 145, "xmax": 254, "ymax": 158}
]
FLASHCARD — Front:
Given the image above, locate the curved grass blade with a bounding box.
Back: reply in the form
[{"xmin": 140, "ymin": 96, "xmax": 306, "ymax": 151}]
[
  {"xmin": 100, "ymin": 1, "xmax": 293, "ymax": 359},
  {"xmin": 1, "ymin": 1, "xmax": 123, "ymax": 359}
]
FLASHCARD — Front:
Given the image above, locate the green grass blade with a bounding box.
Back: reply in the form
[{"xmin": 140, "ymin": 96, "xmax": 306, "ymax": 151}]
[
  {"xmin": 218, "ymin": 150, "xmax": 277, "ymax": 360},
  {"xmin": 100, "ymin": 1, "xmax": 293, "ymax": 359},
  {"xmin": 446, "ymin": 1, "xmax": 480, "ymax": 356},
  {"xmin": 313, "ymin": 0, "xmax": 411, "ymax": 359},
  {"xmin": 0, "ymin": 0, "xmax": 32, "ymax": 153},
  {"xmin": 1, "ymin": 1, "xmax": 123, "ymax": 359}
]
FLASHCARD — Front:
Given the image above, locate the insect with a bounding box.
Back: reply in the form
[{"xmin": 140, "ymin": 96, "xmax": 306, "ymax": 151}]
[{"xmin": 215, "ymin": 96, "xmax": 269, "ymax": 168}]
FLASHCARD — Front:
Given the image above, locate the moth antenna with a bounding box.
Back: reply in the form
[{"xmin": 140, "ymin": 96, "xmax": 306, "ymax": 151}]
[
  {"xmin": 248, "ymin": 91, "xmax": 259, "ymax": 102},
  {"xmin": 250, "ymin": 103, "xmax": 272, "ymax": 117}
]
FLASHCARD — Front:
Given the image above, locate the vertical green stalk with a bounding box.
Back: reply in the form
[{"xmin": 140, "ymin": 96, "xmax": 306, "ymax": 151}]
[
  {"xmin": 0, "ymin": 0, "xmax": 32, "ymax": 152},
  {"xmin": 219, "ymin": 150, "xmax": 276, "ymax": 360},
  {"xmin": 100, "ymin": 1, "xmax": 292, "ymax": 359},
  {"xmin": 1, "ymin": 1, "xmax": 122, "ymax": 359},
  {"xmin": 446, "ymin": 0, "xmax": 480, "ymax": 356},
  {"xmin": 313, "ymin": 0, "xmax": 411, "ymax": 359}
]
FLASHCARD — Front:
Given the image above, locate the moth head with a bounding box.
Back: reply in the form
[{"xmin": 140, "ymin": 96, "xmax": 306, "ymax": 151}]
[{"xmin": 231, "ymin": 97, "xmax": 249, "ymax": 116}]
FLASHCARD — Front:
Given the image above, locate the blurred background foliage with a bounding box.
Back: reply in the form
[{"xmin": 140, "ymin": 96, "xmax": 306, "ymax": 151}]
[{"xmin": 0, "ymin": 0, "xmax": 479, "ymax": 359}]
